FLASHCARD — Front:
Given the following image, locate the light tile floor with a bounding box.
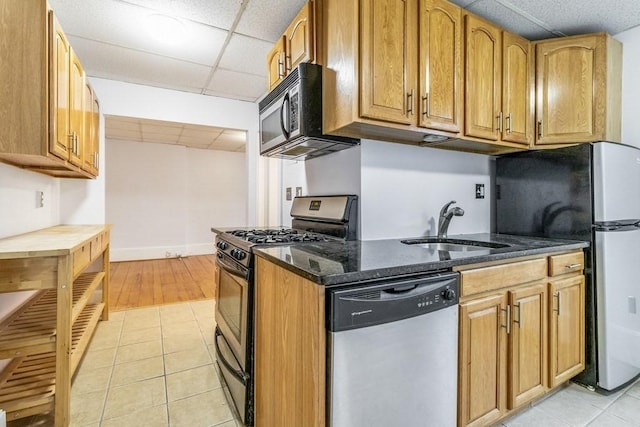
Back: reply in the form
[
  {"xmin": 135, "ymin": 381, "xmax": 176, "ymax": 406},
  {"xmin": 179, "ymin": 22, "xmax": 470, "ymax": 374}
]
[
  {"xmin": 496, "ymin": 376, "xmax": 640, "ymax": 427},
  {"xmin": 9, "ymin": 300, "xmax": 241, "ymax": 427},
  {"xmin": 7, "ymin": 299, "xmax": 640, "ymax": 426}
]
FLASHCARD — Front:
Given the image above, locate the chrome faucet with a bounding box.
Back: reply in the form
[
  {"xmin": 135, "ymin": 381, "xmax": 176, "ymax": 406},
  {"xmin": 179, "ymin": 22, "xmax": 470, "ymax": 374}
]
[{"xmin": 438, "ymin": 201, "xmax": 465, "ymax": 238}]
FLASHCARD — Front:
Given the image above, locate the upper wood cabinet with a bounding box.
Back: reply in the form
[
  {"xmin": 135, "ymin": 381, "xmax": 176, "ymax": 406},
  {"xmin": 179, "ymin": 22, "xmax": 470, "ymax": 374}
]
[
  {"xmin": 82, "ymin": 84, "xmax": 100, "ymax": 176},
  {"xmin": 465, "ymin": 14, "xmax": 502, "ymax": 142},
  {"xmin": 267, "ymin": 37, "xmax": 286, "ymax": 90},
  {"xmin": 50, "ymin": 15, "xmax": 71, "ymax": 161},
  {"xmin": 534, "ymin": 33, "xmax": 622, "ymax": 145},
  {"xmin": 360, "ymin": 0, "xmax": 416, "ymax": 125},
  {"xmin": 266, "ymin": 2, "xmax": 316, "ymax": 89},
  {"xmin": 69, "ymin": 49, "xmax": 85, "ymax": 168},
  {"xmin": 464, "ymin": 14, "xmax": 532, "ymax": 147},
  {"xmin": 286, "ymin": 2, "xmax": 315, "ymax": 72},
  {"xmin": 0, "ymin": 0, "xmax": 100, "ymax": 178},
  {"xmin": 418, "ymin": 0, "xmax": 463, "ymax": 133},
  {"xmin": 502, "ymin": 32, "xmax": 532, "ymax": 145}
]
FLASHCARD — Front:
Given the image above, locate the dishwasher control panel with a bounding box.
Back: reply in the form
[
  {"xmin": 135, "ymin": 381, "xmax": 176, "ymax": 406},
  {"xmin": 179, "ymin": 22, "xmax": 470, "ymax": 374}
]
[{"xmin": 327, "ymin": 271, "xmax": 459, "ymax": 332}]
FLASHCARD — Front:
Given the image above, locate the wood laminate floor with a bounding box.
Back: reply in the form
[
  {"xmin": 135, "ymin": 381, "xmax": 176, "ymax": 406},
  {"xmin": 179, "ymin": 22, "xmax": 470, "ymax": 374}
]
[{"xmin": 109, "ymin": 255, "xmax": 217, "ymax": 311}]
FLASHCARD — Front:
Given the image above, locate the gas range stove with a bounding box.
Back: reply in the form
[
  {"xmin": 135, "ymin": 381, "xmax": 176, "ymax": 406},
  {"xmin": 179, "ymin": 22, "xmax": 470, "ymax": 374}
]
[
  {"xmin": 215, "ymin": 227, "xmax": 336, "ymax": 268},
  {"xmin": 212, "ymin": 195, "xmax": 358, "ymax": 269}
]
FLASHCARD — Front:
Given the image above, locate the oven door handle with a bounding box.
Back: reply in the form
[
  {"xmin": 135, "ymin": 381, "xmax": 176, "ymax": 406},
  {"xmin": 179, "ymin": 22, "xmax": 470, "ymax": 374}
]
[
  {"xmin": 215, "ymin": 328, "xmax": 248, "ymax": 384},
  {"xmin": 216, "ymin": 253, "xmax": 249, "ymax": 280}
]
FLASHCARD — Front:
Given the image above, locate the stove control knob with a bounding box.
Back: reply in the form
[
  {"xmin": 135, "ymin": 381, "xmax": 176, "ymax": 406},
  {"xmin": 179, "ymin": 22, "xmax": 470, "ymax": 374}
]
[
  {"xmin": 217, "ymin": 241, "xmax": 228, "ymax": 250},
  {"xmin": 231, "ymin": 249, "xmax": 246, "ymax": 260},
  {"xmin": 442, "ymin": 289, "xmax": 456, "ymax": 301}
]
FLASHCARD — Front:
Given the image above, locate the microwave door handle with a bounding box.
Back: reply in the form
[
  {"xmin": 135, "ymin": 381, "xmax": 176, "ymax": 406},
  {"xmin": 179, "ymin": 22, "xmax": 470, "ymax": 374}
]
[{"xmin": 280, "ymin": 92, "xmax": 290, "ymax": 139}]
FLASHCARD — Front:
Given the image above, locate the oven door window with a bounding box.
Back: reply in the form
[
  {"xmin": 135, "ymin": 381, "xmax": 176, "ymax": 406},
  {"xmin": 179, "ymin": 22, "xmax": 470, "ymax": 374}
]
[{"xmin": 217, "ymin": 269, "xmax": 245, "ymax": 343}]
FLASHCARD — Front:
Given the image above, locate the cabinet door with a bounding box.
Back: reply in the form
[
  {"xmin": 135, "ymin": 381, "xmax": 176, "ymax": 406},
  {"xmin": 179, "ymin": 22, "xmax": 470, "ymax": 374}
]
[
  {"xmin": 535, "ymin": 35, "xmax": 600, "ymax": 144},
  {"xmin": 502, "ymin": 32, "xmax": 531, "ymax": 145},
  {"xmin": 50, "ymin": 13, "xmax": 70, "ymax": 161},
  {"xmin": 92, "ymin": 97, "xmax": 100, "ymax": 176},
  {"xmin": 69, "ymin": 49, "xmax": 84, "ymax": 167},
  {"xmin": 418, "ymin": 0, "xmax": 462, "ymax": 133},
  {"xmin": 549, "ymin": 275, "xmax": 585, "ymax": 387},
  {"xmin": 82, "ymin": 84, "xmax": 99, "ymax": 176},
  {"xmin": 267, "ymin": 37, "xmax": 286, "ymax": 90},
  {"xmin": 459, "ymin": 293, "xmax": 507, "ymax": 427},
  {"xmin": 508, "ymin": 282, "xmax": 547, "ymax": 409},
  {"xmin": 360, "ymin": 0, "xmax": 416, "ymax": 125},
  {"xmin": 286, "ymin": 1, "xmax": 314, "ymax": 73},
  {"xmin": 464, "ymin": 14, "xmax": 501, "ymax": 141}
]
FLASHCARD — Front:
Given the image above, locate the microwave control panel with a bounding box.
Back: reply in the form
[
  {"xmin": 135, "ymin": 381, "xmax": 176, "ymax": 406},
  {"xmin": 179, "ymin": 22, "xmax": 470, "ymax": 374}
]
[{"xmin": 290, "ymin": 92, "xmax": 299, "ymax": 132}]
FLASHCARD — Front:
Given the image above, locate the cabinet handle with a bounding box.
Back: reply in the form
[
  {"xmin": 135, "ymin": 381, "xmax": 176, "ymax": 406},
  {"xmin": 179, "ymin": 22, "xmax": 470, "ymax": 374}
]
[
  {"xmin": 406, "ymin": 90, "xmax": 414, "ymax": 116},
  {"xmin": 285, "ymin": 55, "xmax": 292, "ymax": 73},
  {"xmin": 537, "ymin": 120, "xmax": 543, "ymax": 139},
  {"xmin": 422, "ymin": 93, "xmax": 429, "ymax": 117},
  {"xmin": 501, "ymin": 305, "xmax": 511, "ymax": 334},
  {"xmin": 277, "ymin": 58, "xmax": 284, "ymax": 78},
  {"xmin": 506, "ymin": 113, "xmax": 512, "ymax": 134},
  {"xmin": 514, "ymin": 302, "xmax": 523, "ymax": 328},
  {"xmin": 554, "ymin": 292, "xmax": 561, "ymax": 316},
  {"xmin": 497, "ymin": 112, "xmax": 503, "ymax": 133},
  {"xmin": 565, "ymin": 263, "xmax": 581, "ymax": 270}
]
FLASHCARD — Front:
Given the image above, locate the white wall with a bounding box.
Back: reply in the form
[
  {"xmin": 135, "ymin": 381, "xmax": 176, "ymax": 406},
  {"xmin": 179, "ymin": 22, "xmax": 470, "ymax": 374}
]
[
  {"xmin": 280, "ymin": 146, "xmax": 361, "ymax": 226},
  {"xmin": 360, "ymin": 140, "xmax": 491, "ymax": 240},
  {"xmin": 91, "ymin": 78, "xmax": 261, "ymax": 225},
  {"xmin": 106, "ymin": 140, "xmax": 246, "ymax": 261},
  {"xmin": 615, "ymin": 26, "xmax": 640, "ymax": 148},
  {"xmin": 280, "ymin": 140, "xmax": 490, "ymax": 239}
]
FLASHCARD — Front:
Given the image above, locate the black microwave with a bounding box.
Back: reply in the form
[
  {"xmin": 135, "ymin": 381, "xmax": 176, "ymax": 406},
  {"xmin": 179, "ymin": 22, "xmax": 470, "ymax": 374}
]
[{"xmin": 258, "ymin": 63, "xmax": 359, "ymax": 160}]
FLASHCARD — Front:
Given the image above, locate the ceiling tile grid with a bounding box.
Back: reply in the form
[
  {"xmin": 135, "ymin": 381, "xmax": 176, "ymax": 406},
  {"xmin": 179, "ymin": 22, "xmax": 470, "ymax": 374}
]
[{"xmin": 105, "ymin": 116, "xmax": 246, "ymax": 153}]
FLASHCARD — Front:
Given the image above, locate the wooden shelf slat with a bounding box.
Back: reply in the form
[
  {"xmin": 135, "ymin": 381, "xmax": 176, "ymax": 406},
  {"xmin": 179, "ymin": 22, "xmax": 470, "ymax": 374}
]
[
  {"xmin": 0, "ymin": 272, "xmax": 104, "ymax": 359},
  {"xmin": 0, "ymin": 303, "xmax": 103, "ymax": 420}
]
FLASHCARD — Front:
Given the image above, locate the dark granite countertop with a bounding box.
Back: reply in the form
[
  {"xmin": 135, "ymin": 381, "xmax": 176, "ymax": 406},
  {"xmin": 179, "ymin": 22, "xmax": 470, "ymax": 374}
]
[{"xmin": 253, "ymin": 233, "xmax": 589, "ymax": 287}]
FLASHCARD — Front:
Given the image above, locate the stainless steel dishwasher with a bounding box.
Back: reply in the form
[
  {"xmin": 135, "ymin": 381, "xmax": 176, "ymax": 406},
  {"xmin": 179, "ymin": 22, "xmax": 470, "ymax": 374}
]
[{"xmin": 327, "ymin": 271, "xmax": 459, "ymax": 427}]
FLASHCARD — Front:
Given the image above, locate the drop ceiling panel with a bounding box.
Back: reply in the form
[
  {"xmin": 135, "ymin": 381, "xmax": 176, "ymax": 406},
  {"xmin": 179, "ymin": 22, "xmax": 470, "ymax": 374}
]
[
  {"xmin": 235, "ymin": 0, "xmax": 308, "ymax": 42},
  {"xmin": 68, "ymin": 37, "xmax": 212, "ymax": 93},
  {"xmin": 466, "ymin": 0, "xmax": 558, "ymax": 40},
  {"xmin": 120, "ymin": 0, "xmax": 243, "ymax": 30},
  {"xmin": 205, "ymin": 69, "xmax": 267, "ymax": 101},
  {"xmin": 219, "ymin": 33, "xmax": 275, "ymax": 76},
  {"xmin": 50, "ymin": 0, "xmax": 227, "ymax": 66},
  {"xmin": 105, "ymin": 128, "xmax": 143, "ymax": 140},
  {"xmin": 141, "ymin": 125, "xmax": 183, "ymax": 137},
  {"xmin": 502, "ymin": 0, "xmax": 640, "ymax": 36},
  {"xmin": 212, "ymin": 139, "xmax": 246, "ymax": 151}
]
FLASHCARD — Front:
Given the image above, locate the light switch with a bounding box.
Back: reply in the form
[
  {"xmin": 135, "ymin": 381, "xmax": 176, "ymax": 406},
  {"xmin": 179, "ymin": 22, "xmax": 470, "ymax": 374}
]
[
  {"xmin": 296, "ymin": 187, "xmax": 303, "ymax": 197},
  {"xmin": 286, "ymin": 187, "xmax": 292, "ymax": 201},
  {"xmin": 36, "ymin": 191, "xmax": 44, "ymax": 208}
]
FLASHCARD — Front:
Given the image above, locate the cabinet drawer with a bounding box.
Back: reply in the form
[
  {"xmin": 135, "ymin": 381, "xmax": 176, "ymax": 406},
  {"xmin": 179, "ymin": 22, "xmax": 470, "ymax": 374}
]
[
  {"xmin": 73, "ymin": 243, "xmax": 91, "ymax": 277},
  {"xmin": 460, "ymin": 258, "xmax": 547, "ymax": 296},
  {"xmin": 548, "ymin": 251, "xmax": 584, "ymax": 276},
  {"xmin": 90, "ymin": 233, "xmax": 102, "ymax": 260}
]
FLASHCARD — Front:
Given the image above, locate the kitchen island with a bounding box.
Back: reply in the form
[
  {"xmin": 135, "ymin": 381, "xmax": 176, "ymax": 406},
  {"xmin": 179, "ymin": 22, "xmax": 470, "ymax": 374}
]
[{"xmin": 253, "ymin": 234, "xmax": 588, "ymax": 427}]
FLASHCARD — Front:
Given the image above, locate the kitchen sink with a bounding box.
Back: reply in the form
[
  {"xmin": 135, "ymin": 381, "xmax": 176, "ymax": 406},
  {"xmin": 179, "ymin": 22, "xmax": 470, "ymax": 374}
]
[{"xmin": 401, "ymin": 238, "xmax": 511, "ymax": 252}]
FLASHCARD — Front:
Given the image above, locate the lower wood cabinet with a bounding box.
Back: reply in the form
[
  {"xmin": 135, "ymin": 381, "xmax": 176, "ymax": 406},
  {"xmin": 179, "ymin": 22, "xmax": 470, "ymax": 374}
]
[
  {"xmin": 549, "ymin": 274, "xmax": 585, "ymax": 386},
  {"xmin": 457, "ymin": 250, "xmax": 585, "ymax": 427}
]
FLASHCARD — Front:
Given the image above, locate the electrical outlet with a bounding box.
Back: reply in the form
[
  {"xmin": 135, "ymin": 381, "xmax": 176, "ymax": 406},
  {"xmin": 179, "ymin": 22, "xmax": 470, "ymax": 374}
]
[
  {"xmin": 286, "ymin": 187, "xmax": 292, "ymax": 201},
  {"xmin": 296, "ymin": 187, "xmax": 303, "ymax": 197},
  {"xmin": 36, "ymin": 191, "xmax": 44, "ymax": 208},
  {"xmin": 475, "ymin": 184, "xmax": 485, "ymax": 199}
]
